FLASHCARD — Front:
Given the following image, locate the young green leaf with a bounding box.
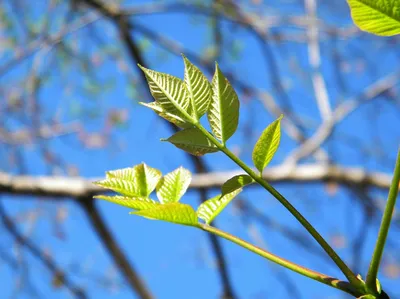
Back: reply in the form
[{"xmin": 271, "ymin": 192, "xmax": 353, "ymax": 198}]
[
  {"xmin": 221, "ymin": 174, "xmax": 254, "ymax": 197},
  {"xmin": 197, "ymin": 189, "xmax": 242, "ymax": 224},
  {"xmin": 140, "ymin": 102, "xmax": 193, "ymax": 129},
  {"xmin": 252, "ymin": 115, "xmax": 283, "ymax": 174},
  {"xmin": 156, "ymin": 167, "xmax": 192, "ymax": 203},
  {"xmin": 105, "ymin": 163, "xmax": 162, "ymax": 197},
  {"xmin": 138, "ymin": 65, "xmax": 192, "ymax": 120},
  {"xmin": 162, "ymin": 128, "xmax": 219, "ymax": 156},
  {"xmin": 207, "ymin": 63, "xmax": 239, "ymax": 144},
  {"xmin": 347, "ymin": 0, "xmax": 400, "ymax": 36},
  {"xmin": 182, "ymin": 55, "xmax": 212, "ymax": 119},
  {"xmin": 94, "ymin": 195, "xmax": 160, "ymax": 210},
  {"xmin": 131, "ymin": 203, "xmax": 198, "ymax": 226}
]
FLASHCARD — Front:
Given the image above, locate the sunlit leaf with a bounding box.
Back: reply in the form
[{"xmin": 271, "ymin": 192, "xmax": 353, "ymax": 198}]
[
  {"xmin": 221, "ymin": 174, "xmax": 254, "ymax": 197},
  {"xmin": 162, "ymin": 128, "xmax": 219, "ymax": 156},
  {"xmin": 131, "ymin": 203, "xmax": 198, "ymax": 226},
  {"xmin": 347, "ymin": 0, "xmax": 400, "ymax": 36},
  {"xmin": 197, "ymin": 189, "xmax": 242, "ymax": 224},
  {"xmin": 138, "ymin": 65, "xmax": 191, "ymax": 120},
  {"xmin": 207, "ymin": 63, "xmax": 239, "ymax": 144},
  {"xmin": 156, "ymin": 167, "xmax": 192, "ymax": 203},
  {"xmin": 140, "ymin": 102, "xmax": 193, "ymax": 128},
  {"xmin": 94, "ymin": 195, "xmax": 159, "ymax": 210},
  {"xmin": 95, "ymin": 163, "xmax": 161, "ymax": 197},
  {"xmin": 182, "ymin": 55, "xmax": 212, "ymax": 119},
  {"xmin": 252, "ymin": 115, "xmax": 283, "ymax": 174}
]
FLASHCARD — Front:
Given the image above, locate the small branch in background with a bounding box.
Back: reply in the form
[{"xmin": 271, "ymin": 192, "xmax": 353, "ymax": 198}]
[
  {"xmin": 305, "ymin": 0, "xmax": 332, "ymax": 121},
  {"xmin": 0, "ymin": 201, "xmax": 87, "ymax": 299}
]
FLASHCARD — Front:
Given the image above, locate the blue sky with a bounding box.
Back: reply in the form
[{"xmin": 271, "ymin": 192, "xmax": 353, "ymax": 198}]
[{"xmin": 1, "ymin": 1, "xmax": 400, "ymax": 298}]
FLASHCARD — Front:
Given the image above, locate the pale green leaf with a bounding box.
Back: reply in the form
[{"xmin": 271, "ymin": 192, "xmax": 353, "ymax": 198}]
[
  {"xmin": 131, "ymin": 203, "xmax": 198, "ymax": 226},
  {"xmin": 182, "ymin": 55, "xmax": 212, "ymax": 119},
  {"xmin": 207, "ymin": 63, "xmax": 239, "ymax": 143},
  {"xmin": 140, "ymin": 102, "xmax": 193, "ymax": 128},
  {"xmin": 221, "ymin": 174, "xmax": 254, "ymax": 197},
  {"xmin": 347, "ymin": 0, "xmax": 400, "ymax": 36},
  {"xmin": 94, "ymin": 178, "xmax": 142, "ymax": 197},
  {"xmin": 105, "ymin": 163, "xmax": 162, "ymax": 197},
  {"xmin": 252, "ymin": 115, "xmax": 283, "ymax": 174},
  {"xmin": 139, "ymin": 65, "xmax": 191, "ymax": 119},
  {"xmin": 156, "ymin": 167, "xmax": 192, "ymax": 203},
  {"xmin": 94, "ymin": 195, "xmax": 159, "ymax": 210},
  {"xmin": 197, "ymin": 189, "xmax": 242, "ymax": 224},
  {"xmin": 162, "ymin": 128, "xmax": 219, "ymax": 156}
]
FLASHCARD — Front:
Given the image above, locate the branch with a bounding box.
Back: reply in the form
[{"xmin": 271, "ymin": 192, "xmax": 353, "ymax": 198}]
[
  {"xmin": 0, "ymin": 201, "xmax": 87, "ymax": 299},
  {"xmin": 78, "ymin": 198, "xmax": 153, "ymax": 299}
]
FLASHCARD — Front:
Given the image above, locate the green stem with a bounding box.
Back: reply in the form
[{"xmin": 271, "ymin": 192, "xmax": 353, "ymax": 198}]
[
  {"xmin": 199, "ymin": 223, "xmax": 362, "ymax": 297},
  {"xmin": 195, "ymin": 124, "xmax": 362, "ymax": 288},
  {"xmin": 366, "ymin": 148, "xmax": 400, "ymax": 293}
]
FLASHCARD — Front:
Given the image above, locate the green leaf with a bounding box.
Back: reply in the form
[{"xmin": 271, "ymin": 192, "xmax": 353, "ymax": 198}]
[
  {"xmin": 162, "ymin": 128, "xmax": 219, "ymax": 156},
  {"xmin": 104, "ymin": 163, "xmax": 162, "ymax": 197},
  {"xmin": 140, "ymin": 102, "xmax": 193, "ymax": 128},
  {"xmin": 131, "ymin": 203, "xmax": 198, "ymax": 226},
  {"xmin": 221, "ymin": 174, "xmax": 254, "ymax": 197},
  {"xmin": 197, "ymin": 189, "xmax": 242, "ymax": 224},
  {"xmin": 207, "ymin": 63, "xmax": 239, "ymax": 144},
  {"xmin": 252, "ymin": 115, "xmax": 283, "ymax": 174},
  {"xmin": 94, "ymin": 195, "xmax": 159, "ymax": 210},
  {"xmin": 138, "ymin": 65, "xmax": 191, "ymax": 120},
  {"xmin": 156, "ymin": 167, "xmax": 192, "ymax": 203},
  {"xmin": 347, "ymin": 0, "xmax": 400, "ymax": 36},
  {"xmin": 182, "ymin": 55, "xmax": 212, "ymax": 119}
]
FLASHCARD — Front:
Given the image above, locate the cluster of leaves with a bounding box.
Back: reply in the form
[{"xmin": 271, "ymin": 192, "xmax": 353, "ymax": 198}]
[
  {"xmin": 95, "ymin": 163, "xmax": 243, "ymax": 226},
  {"xmin": 94, "ymin": 56, "xmax": 282, "ymax": 225}
]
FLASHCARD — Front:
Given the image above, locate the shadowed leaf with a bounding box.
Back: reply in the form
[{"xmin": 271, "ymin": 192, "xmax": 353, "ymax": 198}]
[
  {"xmin": 221, "ymin": 174, "xmax": 254, "ymax": 197},
  {"xmin": 162, "ymin": 128, "xmax": 219, "ymax": 156},
  {"xmin": 140, "ymin": 102, "xmax": 193, "ymax": 128}
]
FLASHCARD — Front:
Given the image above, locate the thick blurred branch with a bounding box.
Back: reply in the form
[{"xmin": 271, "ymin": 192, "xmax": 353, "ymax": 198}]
[{"xmin": 0, "ymin": 163, "xmax": 393, "ymax": 199}]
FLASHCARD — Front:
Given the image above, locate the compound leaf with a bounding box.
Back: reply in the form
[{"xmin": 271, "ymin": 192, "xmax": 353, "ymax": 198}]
[
  {"xmin": 207, "ymin": 63, "xmax": 239, "ymax": 144},
  {"xmin": 139, "ymin": 65, "xmax": 191, "ymax": 119},
  {"xmin": 94, "ymin": 195, "xmax": 159, "ymax": 210},
  {"xmin": 347, "ymin": 0, "xmax": 400, "ymax": 36},
  {"xmin": 252, "ymin": 115, "xmax": 283, "ymax": 174},
  {"xmin": 140, "ymin": 102, "xmax": 193, "ymax": 129},
  {"xmin": 183, "ymin": 55, "xmax": 212, "ymax": 119},
  {"xmin": 156, "ymin": 167, "xmax": 192, "ymax": 203},
  {"xmin": 162, "ymin": 128, "xmax": 219, "ymax": 156},
  {"xmin": 131, "ymin": 203, "xmax": 198, "ymax": 226},
  {"xmin": 197, "ymin": 188, "xmax": 242, "ymax": 224},
  {"xmin": 104, "ymin": 163, "xmax": 162, "ymax": 197},
  {"xmin": 221, "ymin": 174, "xmax": 254, "ymax": 197}
]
